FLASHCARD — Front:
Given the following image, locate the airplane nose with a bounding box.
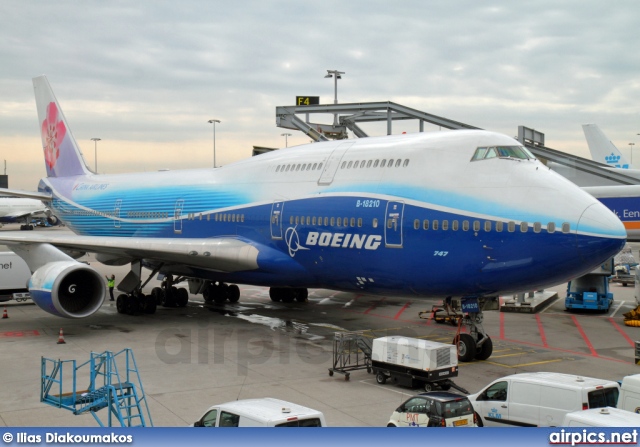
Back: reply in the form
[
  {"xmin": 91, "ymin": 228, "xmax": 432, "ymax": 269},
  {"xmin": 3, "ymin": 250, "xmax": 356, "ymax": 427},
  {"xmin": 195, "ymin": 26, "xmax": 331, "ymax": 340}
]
[{"xmin": 576, "ymin": 202, "xmax": 626, "ymax": 262}]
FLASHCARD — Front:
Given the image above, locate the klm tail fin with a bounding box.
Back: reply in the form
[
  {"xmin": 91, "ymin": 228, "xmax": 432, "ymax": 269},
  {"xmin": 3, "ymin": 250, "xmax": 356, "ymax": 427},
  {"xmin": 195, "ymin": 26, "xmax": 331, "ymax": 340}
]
[
  {"xmin": 33, "ymin": 76, "xmax": 91, "ymax": 178},
  {"xmin": 582, "ymin": 123, "xmax": 631, "ymax": 169}
]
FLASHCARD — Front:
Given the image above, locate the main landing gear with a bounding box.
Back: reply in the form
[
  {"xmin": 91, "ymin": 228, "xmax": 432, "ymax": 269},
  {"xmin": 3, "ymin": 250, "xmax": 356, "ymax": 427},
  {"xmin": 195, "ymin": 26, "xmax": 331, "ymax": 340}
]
[
  {"xmin": 202, "ymin": 282, "xmax": 241, "ymax": 304},
  {"xmin": 268, "ymin": 287, "xmax": 308, "ymax": 303},
  {"xmin": 115, "ymin": 267, "xmax": 190, "ymax": 315}
]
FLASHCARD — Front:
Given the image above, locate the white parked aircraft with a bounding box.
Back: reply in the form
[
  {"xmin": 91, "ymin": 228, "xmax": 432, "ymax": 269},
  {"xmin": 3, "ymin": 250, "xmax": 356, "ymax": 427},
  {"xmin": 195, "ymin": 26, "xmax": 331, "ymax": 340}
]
[
  {"xmin": 583, "ymin": 123, "xmax": 632, "ymax": 169},
  {"xmin": 0, "ymin": 76, "xmax": 626, "ymax": 362},
  {"xmin": 0, "ymin": 197, "xmax": 55, "ymax": 230}
]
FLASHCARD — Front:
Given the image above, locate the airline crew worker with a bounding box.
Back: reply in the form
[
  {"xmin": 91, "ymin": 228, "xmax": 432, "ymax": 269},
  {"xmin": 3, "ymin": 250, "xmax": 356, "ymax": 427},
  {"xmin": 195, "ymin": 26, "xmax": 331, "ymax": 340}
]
[{"xmin": 106, "ymin": 274, "xmax": 115, "ymax": 301}]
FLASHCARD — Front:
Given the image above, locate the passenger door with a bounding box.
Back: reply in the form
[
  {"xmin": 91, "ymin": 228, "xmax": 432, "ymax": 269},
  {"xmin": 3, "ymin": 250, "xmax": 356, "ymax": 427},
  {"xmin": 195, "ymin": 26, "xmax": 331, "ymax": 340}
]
[
  {"xmin": 384, "ymin": 200, "xmax": 404, "ymax": 247},
  {"xmin": 317, "ymin": 142, "xmax": 354, "ymax": 185},
  {"xmin": 174, "ymin": 199, "xmax": 184, "ymax": 234},
  {"xmin": 270, "ymin": 201, "xmax": 284, "ymax": 240},
  {"xmin": 472, "ymin": 380, "xmax": 510, "ymax": 426},
  {"xmin": 113, "ymin": 199, "xmax": 122, "ymax": 228}
]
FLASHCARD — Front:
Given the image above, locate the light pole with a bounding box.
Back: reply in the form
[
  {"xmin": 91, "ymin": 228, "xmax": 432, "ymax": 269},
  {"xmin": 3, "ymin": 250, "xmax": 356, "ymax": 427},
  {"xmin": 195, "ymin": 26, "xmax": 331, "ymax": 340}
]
[
  {"xmin": 90, "ymin": 138, "xmax": 101, "ymax": 173},
  {"xmin": 208, "ymin": 119, "xmax": 220, "ymax": 168},
  {"xmin": 281, "ymin": 133, "xmax": 292, "ymax": 148},
  {"xmin": 630, "ymin": 142, "xmax": 636, "ymax": 166},
  {"xmin": 324, "ymin": 69, "xmax": 345, "ymax": 126}
]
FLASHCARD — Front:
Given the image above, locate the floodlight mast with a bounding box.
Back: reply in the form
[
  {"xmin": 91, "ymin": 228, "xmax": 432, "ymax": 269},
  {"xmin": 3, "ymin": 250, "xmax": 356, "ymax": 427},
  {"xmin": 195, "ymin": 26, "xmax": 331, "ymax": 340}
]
[
  {"xmin": 324, "ymin": 70, "xmax": 344, "ymax": 126},
  {"xmin": 208, "ymin": 119, "xmax": 221, "ymax": 168}
]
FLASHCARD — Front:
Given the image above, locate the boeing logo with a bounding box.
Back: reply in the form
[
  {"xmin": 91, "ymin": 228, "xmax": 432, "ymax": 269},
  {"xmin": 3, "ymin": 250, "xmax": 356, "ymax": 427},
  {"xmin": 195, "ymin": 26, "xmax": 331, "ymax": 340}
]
[{"xmin": 284, "ymin": 226, "xmax": 309, "ymax": 257}]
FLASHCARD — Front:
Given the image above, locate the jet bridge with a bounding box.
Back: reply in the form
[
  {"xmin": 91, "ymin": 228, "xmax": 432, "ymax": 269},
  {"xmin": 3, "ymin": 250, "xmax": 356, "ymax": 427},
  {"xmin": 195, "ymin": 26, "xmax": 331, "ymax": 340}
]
[{"xmin": 276, "ymin": 102, "xmax": 639, "ymax": 186}]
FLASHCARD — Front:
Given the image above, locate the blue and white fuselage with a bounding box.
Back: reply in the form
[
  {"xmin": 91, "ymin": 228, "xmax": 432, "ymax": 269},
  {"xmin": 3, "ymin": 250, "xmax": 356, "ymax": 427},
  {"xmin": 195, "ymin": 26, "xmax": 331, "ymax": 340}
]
[
  {"xmin": 0, "ymin": 75, "xmax": 626, "ymax": 341},
  {"xmin": 38, "ymin": 129, "xmax": 625, "ymax": 298}
]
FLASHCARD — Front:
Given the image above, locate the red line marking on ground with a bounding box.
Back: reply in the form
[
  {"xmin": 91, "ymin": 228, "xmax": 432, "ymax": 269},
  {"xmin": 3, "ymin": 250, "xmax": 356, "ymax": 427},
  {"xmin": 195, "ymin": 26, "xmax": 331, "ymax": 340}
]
[
  {"xmin": 535, "ymin": 314, "xmax": 549, "ymax": 348},
  {"xmin": 608, "ymin": 318, "xmax": 636, "ymax": 347},
  {"xmin": 393, "ymin": 302, "xmax": 411, "ymax": 320},
  {"xmin": 0, "ymin": 330, "xmax": 40, "ymax": 338},
  {"xmin": 500, "ymin": 312, "xmax": 505, "ymax": 339},
  {"xmin": 363, "ymin": 297, "xmax": 386, "ymax": 315},
  {"xmin": 571, "ymin": 315, "xmax": 598, "ymax": 357},
  {"xmin": 501, "ymin": 337, "xmax": 629, "ymax": 364}
]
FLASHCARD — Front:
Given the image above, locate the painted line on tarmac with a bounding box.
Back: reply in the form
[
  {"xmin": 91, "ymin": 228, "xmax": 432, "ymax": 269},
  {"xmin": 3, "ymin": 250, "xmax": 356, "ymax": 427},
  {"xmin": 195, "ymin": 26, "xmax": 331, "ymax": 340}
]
[
  {"xmin": 485, "ymin": 358, "xmax": 564, "ymax": 368},
  {"xmin": 358, "ymin": 379, "xmax": 414, "ymax": 398},
  {"xmin": 609, "ymin": 301, "xmax": 625, "ymax": 318},
  {"xmin": 535, "ymin": 314, "xmax": 549, "ymax": 348},
  {"xmin": 571, "ymin": 315, "xmax": 598, "ymax": 357},
  {"xmin": 393, "ymin": 301, "xmax": 412, "ymax": 320},
  {"xmin": 364, "ymin": 297, "xmax": 387, "ymax": 315},
  {"xmin": 608, "ymin": 317, "xmax": 636, "ymax": 347}
]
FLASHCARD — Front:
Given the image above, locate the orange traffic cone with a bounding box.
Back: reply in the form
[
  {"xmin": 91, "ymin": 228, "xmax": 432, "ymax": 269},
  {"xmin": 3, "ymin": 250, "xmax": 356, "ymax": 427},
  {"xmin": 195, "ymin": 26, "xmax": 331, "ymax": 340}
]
[
  {"xmin": 2, "ymin": 307, "xmax": 7, "ymax": 319},
  {"xmin": 56, "ymin": 328, "xmax": 66, "ymax": 344}
]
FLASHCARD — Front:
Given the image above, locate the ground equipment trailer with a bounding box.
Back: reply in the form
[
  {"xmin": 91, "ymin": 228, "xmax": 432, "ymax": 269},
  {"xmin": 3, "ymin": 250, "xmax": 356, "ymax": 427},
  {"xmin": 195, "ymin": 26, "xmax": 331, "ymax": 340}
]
[
  {"xmin": 565, "ymin": 258, "xmax": 613, "ymax": 311},
  {"xmin": 0, "ymin": 250, "xmax": 31, "ymax": 302},
  {"xmin": 371, "ymin": 336, "xmax": 462, "ymax": 392}
]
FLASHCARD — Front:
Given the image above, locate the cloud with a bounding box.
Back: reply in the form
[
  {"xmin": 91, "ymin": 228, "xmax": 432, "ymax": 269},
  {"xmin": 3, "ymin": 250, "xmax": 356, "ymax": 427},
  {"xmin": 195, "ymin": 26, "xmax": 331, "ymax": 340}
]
[{"xmin": 0, "ymin": 0, "xmax": 638, "ymax": 189}]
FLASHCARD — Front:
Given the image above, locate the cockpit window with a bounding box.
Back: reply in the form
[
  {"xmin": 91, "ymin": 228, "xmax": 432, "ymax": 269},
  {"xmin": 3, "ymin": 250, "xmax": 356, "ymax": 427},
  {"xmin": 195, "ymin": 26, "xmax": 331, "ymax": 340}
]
[{"xmin": 471, "ymin": 145, "xmax": 535, "ymax": 161}]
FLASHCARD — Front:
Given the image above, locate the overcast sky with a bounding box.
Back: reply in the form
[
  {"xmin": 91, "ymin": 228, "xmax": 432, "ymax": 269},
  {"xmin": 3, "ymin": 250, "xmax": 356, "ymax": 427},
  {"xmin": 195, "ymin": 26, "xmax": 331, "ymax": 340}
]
[{"xmin": 0, "ymin": 1, "xmax": 638, "ymax": 190}]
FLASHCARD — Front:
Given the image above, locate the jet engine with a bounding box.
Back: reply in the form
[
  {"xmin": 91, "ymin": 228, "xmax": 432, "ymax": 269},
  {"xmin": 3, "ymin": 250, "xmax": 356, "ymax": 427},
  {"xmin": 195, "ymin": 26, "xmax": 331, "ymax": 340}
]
[
  {"xmin": 46, "ymin": 215, "xmax": 59, "ymax": 226},
  {"xmin": 29, "ymin": 261, "xmax": 105, "ymax": 318}
]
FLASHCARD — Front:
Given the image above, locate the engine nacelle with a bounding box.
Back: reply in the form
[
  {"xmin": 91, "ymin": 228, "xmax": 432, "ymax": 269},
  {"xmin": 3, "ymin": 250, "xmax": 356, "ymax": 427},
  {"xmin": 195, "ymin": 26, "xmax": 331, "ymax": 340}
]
[
  {"xmin": 29, "ymin": 261, "xmax": 105, "ymax": 318},
  {"xmin": 46, "ymin": 215, "xmax": 59, "ymax": 226}
]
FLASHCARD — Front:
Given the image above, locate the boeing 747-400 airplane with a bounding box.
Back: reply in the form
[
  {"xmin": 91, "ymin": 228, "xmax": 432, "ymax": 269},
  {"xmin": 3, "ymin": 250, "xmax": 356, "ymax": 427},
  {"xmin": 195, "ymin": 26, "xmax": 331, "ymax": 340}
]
[
  {"xmin": 0, "ymin": 197, "xmax": 55, "ymax": 230},
  {"xmin": 0, "ymin": 76, "xmax": 626, "ymax": 362}
]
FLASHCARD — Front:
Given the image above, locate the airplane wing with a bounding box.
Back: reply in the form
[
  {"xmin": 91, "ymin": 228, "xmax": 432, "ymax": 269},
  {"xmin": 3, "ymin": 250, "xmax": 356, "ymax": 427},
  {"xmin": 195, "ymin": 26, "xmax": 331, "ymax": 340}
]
[
  {"xmin": 0, "ymin": 232, "xmax": 259, "ymax": 273},
  {"xmin": 0, "ymin": 188, "xmax": 52, "ymax": 201},
  {"xmin": 3, "ymin": 210, "xmax": 47, "ymax": 219}
]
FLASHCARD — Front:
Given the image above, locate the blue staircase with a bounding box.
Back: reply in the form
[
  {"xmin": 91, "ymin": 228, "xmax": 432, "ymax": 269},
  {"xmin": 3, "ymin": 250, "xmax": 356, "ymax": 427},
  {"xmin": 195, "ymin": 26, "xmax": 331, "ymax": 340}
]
[{"xmin": 41, "ymin": 348, "xmax": 153, "ymax": 427}]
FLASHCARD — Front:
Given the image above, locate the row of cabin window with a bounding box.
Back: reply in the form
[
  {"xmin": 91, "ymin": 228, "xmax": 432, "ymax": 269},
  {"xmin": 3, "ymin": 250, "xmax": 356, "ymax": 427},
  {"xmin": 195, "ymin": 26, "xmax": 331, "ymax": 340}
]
[
  {"xmin": 127, "ymin": 211, "xmax": 170, "ymax": 218},
  {"xmin": 290, "ymin": 215, "xmax": 365, "ymax": 228},
  {"xmin": 413, "ymin": 219, "xmax": 571, "ymax": 234},
  {"xmin": 275, "ymin": 162, "xmax": 324, "ymax": 173},
  {"xmin": 213, "ymin": 213, "xmax": 244, "ymax": 223},
  {"xmin": 340, "ymin": 158, "xmax": 410, "ymax": 169}
]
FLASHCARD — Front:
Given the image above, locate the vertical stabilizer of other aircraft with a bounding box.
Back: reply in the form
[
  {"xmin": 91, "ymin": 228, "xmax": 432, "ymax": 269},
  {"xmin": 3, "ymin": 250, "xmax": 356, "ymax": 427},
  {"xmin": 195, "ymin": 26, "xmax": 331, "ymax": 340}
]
[{"xmin": 582, "ymin": 124, "xmax": 631, "ymax": 169}]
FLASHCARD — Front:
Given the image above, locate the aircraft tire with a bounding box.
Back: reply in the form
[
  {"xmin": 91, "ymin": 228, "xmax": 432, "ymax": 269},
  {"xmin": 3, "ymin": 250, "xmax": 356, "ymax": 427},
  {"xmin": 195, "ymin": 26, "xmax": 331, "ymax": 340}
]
[
  {"xmin": 475, "ymin": 335, "xmax": 493, "ymax": 361},
  {"xmin": 294, "ymin": 288, "xmax": 308, "ymax": 302},
  {"xmin": 454, "ymin": 333, "xmax": 477, "ymax": 362},
  {"xmin": 177, "ymin": 288, "xmax": 188, "ymax": 307},
  {"xmin": 144, "ymin": 294, "xmax": 157, "ymax": 314},
  {"xmin": 116, "ymin": 294, "xmax": 127, "ymax": 314},
  {"xmin": 212, "ymin": 285, "xmax": 227, "ymax": 304},
  {"xmin": 151, "ymin": 287, "xmax": 163, "ymax": 305},
  {"xmin": 280, "ymin": 289, "xmax": 295, "ymax": 303},
  {"xmin": 125, "ymin": 295, "xmax": 139, "ymax": 315},
  {"xmin": 269, "ymin": 288, "xmax": 282, "ymax": 302},
  {"xmin": 203, "ymin": 284, "xmax": 214, "ymax": 303},
  {"xmin": 227, "ymin": 284, "xmax": 240, "ymax": 303}
]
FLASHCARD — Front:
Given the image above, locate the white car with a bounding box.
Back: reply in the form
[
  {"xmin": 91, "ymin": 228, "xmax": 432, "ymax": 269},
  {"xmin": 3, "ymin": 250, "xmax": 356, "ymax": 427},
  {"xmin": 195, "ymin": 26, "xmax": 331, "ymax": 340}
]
[
  {"xmin": 192, "ymin": 398, "xmax": 326, "ymax": 427},
  {"xmin": 387, "ymin": 392, "xmax": 477, "ymax": 427}
]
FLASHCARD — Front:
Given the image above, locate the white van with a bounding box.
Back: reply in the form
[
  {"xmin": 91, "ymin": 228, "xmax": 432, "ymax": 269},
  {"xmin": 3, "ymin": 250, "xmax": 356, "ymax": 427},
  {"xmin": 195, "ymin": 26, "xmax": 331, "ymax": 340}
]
[
  {"xmin": 468, "ymin": 372, "xmax": 620, "ymax": 427},
  {"xmin": 192, "ymin": 398, "xmax": 326, "ymax": 427},
  {"xmin": 563, "ymin": 407, "xmax": 640, "ymax": 427},
  {"xmin": 618, "ymin": 374, "xmax": 640, "ymax": 414}
]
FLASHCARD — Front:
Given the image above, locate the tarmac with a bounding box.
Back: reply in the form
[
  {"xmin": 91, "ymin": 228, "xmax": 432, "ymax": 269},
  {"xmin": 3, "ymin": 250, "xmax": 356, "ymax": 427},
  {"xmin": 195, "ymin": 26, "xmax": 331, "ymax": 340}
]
[{"xmin": 1, "ymin": 224, "xmax": 640, "ymax": 427}]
